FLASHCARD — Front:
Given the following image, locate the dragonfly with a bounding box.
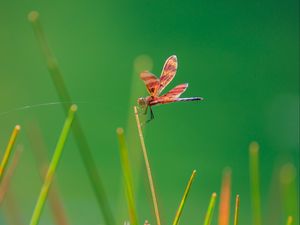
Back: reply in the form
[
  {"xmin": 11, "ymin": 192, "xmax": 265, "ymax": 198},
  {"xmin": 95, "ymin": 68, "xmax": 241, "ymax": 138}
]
[{"xmin": 137, "ymin": 55, "xmax": 203, "ymax": 122}]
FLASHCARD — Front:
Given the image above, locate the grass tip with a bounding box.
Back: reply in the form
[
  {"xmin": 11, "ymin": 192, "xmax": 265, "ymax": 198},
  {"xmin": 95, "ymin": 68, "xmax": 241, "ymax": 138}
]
[
  {"xmin": 249, "ymin": 141, "xmax": 259, "ymax": 154},
  {"xmin": 28, "ymin": 11, "xmax": 39, "ymax": 22},
  {"xmin": 15, "ymin": 125, "xmax": 21, "ymax": 131},
  {"xmin": 223, "ymin": 166, "xmax": 232, "ymax": 173},
  {"xmin": 134, "ymin": 55, "xmax": 153, "ymax": 73},
  {"xmin": 70, "ymin": 104, "xmax": 78, "ymax": 112},
  {"xmin": 280, "ymin": 163, "xmax": 296, "ymax": 184},
  {"xmin": 116, "ymin": 127, "xmax": 124, "ymax": 134},
  {"xmin": 212, "ymin": 192, "xmax": 217, "ymax": 197}
]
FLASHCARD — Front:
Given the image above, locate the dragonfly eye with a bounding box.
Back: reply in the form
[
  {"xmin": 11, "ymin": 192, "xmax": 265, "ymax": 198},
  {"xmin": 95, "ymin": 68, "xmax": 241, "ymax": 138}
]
[{"xmin": 137, "ymin": 97, "xmax": 146, "ymax": 106}]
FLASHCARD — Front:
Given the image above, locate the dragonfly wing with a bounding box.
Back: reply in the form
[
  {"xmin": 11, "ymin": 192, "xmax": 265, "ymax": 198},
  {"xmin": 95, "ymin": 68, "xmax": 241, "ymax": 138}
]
[
  {"xmin": 150, "ymin": 83, "xmax": 188, "ymax": 105},
  {"xmin": 160, "ymin": 83, "xmax": 188, "ymax": 99},
  {"xmin": 158, "ymin": 55, "xmax": 178, "ymax": 94},
  {"xmin": 140, "ymin": 71, "xmax": 160, "ymax": 96}
]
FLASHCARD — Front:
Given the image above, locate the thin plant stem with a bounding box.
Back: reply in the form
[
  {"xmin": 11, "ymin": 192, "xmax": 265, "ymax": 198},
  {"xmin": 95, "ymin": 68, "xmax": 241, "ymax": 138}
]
[
  {"xmin": 117, "ymin": 128, "xmax": 138, "ymax": 225},
  {"xmin": 286, "ymin": 216, "xmax": 293, "ymax": 225},
  {"xmin": 218, "ymin": 167, "xmax": 232, "ymax": 225},
  {"xmin": 0, "ymin": 125, "xmax": 21, "ymax": 183},
  {"xmin": 28, "ymin": 11, "xmax": 115, "ymax": 225},
  {"xmin": 249, "ymin": 142, "xmax": 261, "ymax": 225},
  {"xmin": 203, "ymin": 192, "xmax": 217, "ymax": 225},
  {"xmin": 29, "ymin": 105, "xmax": 77, "ymax": 225},
  {"xmin": 134, "ymin": 106, "xmax": 161, "ymax": 225},
  {"xmin": 118, "ymin": 55, "xmax": 153, "ymax": 217},
  {"xmin": 27, "ymin": 121, "xmax": 70, "ymax": 225},
  {"xmin": 0, "ymin": 146, "xmax": 23, "ymax": 204},
  {"xmin": 172, "ymin": 170, "xmax": 197, "ymax": 225},
  {"xmin": 233, "ymin": 195, "xmax": 240, "ymax": 225}
]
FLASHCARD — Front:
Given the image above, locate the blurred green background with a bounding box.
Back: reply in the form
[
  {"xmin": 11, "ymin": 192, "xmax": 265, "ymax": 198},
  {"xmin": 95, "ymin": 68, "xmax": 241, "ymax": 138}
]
[{"xmin": 0, "ymin": 0, "xmax": 299, "ymax": 225}]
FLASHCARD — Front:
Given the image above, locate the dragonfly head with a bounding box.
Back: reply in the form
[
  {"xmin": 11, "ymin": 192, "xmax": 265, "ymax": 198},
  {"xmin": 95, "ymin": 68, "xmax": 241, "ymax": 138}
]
[{"xmin": 137, "ymin": 97, "xmax": 147, "ymax": 107}]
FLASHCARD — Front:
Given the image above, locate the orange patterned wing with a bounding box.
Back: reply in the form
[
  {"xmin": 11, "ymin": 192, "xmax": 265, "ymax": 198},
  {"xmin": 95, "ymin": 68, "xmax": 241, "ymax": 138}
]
[
  {"xmin": 158, "ymin": 55, "xmax": 178, "ymax": 95},
  {"xmin": 160, "ymin": 83, "xmax": 188, "ymax": 99},
  {"xmin": 140, "ymin": 71, "xmax": 160, "ymax": 96},
  {"xmin": 150, "ymin": 83, "xmax": 188, "ymax": 105}
]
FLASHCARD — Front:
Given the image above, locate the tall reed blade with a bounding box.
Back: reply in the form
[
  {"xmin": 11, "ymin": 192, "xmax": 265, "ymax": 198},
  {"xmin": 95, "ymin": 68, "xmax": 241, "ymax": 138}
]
[
  {"xmin": 0, "ymin": 125, "xmax": 21, "ymax": 184},
  {"xmin": 218, "ymin": 168, "xmax": 232, "ymax": 225},
  {"xmin": 28, "ymin": 11, "xmax": 115, "ymax": 225},
  {"xmin": 134, "ymin": 106, "xmax": 161, "ymax": 225},
  {"xmin": 249, "ymin": 141, "xmax": 261, "ymax": 225},
  {"xmin": 233, "ymin": 195, "xmax": 240, "ymax": 225},
  {"xmin": 286, "ymin": 216, "xmax": 293, "ymax": 225},
  {"xmin": 172, "ymin": 170, "xmax": 197, "ymax": 225},
  {"xmin": 203, "ymin": 192, "xmax": 217, "ymax": 225},
  {"xmin": 29, "ymin": 105, "xmax": 77, "ymax": 225},
  {"xmin": 27, "ymin": 121, "xmax": 70, "ymax": 225},
  {"xmin": 117, "ymin": 127, "xmax": 138, "ymax": 225}
]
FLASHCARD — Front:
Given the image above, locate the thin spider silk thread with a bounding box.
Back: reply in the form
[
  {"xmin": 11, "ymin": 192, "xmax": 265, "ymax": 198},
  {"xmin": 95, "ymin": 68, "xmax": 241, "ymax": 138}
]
[{"xmin": 0, "ymin": 101, "xmax": 89, "ymax": 117}]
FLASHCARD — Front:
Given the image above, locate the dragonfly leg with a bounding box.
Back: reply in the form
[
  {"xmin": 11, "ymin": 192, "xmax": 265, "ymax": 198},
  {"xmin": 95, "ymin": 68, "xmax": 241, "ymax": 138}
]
[
  {"xmin": 146, "ymin": 107, "xmax": 154, "ymax": 123},
  {"xmin": 150, "ymin": 107, "xmax": 154, "ymax": 120},
  {"xmin": 144, "ymin": 105, "xmax": 148, "ymax": 115}
]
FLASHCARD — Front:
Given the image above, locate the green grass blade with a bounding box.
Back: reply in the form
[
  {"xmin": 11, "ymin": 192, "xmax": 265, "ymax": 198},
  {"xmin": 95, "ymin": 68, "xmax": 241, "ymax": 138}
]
[
  {"xmin": 172, "ymin": 170, "xmax": 196, "ymax": 225},
  {"xmin": 233, "ymin": 195, "xmax": 240, "ymax": 225},
  {"xmin": 118, "ymin": 55, "xmax": 153, "ymax": 218},
  {"xmin": 249, "ymin": 141, "xmax": 261, "ymax": 225},
  {"xmin": 28, "ymin": 11, "xmax": 115, "ymax": 225},
  {"xmin": 0, "ymin": 125, "xmax": 21, "ymax": 184},
  {"xmin": 27, "ymin": 121, "xmax": 70, "ymax": 225},
  {"xmin": 29, "ymin": 105, "xmax": 77, "ymax": 225},
  {"xmin": 203, "ymin": 192, "xmax": 217, "ymax": 225},
  {"xmin": 286, "ymin": 216, "xmax": 293, "ymax": 225},
  {"xmin": 117, "ymin": 128, "xmax": 138, "ymax": 225}
]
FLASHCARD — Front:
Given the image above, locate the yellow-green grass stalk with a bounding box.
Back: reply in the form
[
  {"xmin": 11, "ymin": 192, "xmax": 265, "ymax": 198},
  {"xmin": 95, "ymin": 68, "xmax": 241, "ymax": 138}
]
[
  {"xmin": 134, "ymin": 106, "xmax": 161, "ymax": 225},
  {"xmin": 118, "ymin": 55, "xmax": 153, "ymax": 218},
  {"xmin": 172, "ymin": 170, "xmax": 197, "ymax": 225},
  {"xmin": 0, "ymin": 125, "xmax": 21, "ymax": 184},
  {"xmin": 0, "ymin": 146, "xmax": 22, "ymax": 204},
  {"xmin": 286, "ymin": 216, "xmax": 293, "ymax": 225},
  {"xmin": 29, "ymin": 105, "xmax": 77, "ymax": 225},
  {"xmin": 117, "ymin": 127, "xmax": 138, "ymax": 225},
  {"xmin": 249, "ymin": 141, "xmax": 261, "ymax": 225},
  {"xmin": 279, "ymin": 163, "xmax": 298, "ymax": 225},
  {"xmin": 203, "ymin": 192, "xmax": 217, "ymax": 225},
  {"xmin": 26, "ymin": 121, "xmax": 70, "ymax": 225},
  {"xmin": 233, "ymin": 195, "xmax": 240, "ymax": 225},
  {"xmin": 218, "ymin": 167, "xmax": 232, "ymax": 225},
  {"xmin": 28, "ymin": 11, "xmax": 115, "ymax": 225}
]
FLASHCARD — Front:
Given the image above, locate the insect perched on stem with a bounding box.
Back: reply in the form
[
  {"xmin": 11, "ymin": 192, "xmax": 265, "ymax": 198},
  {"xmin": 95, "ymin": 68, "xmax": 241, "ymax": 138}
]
[{"xmin": 137, "ymin": 55, "xmax": 203, "ymax": 122}]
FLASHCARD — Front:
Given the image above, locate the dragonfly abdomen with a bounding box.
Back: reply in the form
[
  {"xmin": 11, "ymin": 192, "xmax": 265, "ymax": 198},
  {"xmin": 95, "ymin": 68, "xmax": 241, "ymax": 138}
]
[
  {"xmin": 149, "ymin": 97, "xmax": 203, "ymax": 106},
  {"xmin": 176, "ymin": 97, "xmax": 204, "ymax": 102}
]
